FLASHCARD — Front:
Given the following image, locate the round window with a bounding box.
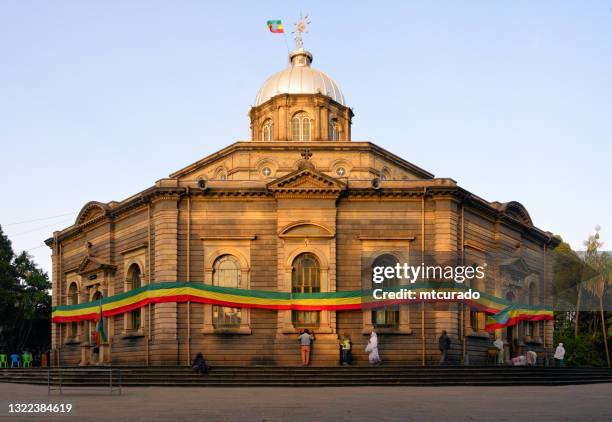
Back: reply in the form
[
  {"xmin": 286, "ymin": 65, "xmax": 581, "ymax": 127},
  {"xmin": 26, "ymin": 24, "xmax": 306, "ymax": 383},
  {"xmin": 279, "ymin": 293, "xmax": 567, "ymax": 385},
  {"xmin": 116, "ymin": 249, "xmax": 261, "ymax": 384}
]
[
  {"xmin": 262, "ymin": 167, "xmax": 272, "ymax": 177},
  {"xmin": 336, "ymin": 167, "xmax": 346, "ymax": 176}
]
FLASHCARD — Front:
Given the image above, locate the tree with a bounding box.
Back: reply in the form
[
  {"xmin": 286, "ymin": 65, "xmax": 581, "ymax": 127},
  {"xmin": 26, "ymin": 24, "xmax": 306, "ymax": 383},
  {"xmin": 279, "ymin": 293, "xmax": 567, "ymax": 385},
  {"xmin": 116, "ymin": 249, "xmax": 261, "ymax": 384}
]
[
  {"xmin": 0, "ymin": 225, "xmax": 51, "ymax": 355},
  {"xmin": 582, "ymin": 226, "xmax": 610, "ymax": 368},
  {"xmin": 553, "ymin": 235, "xmax": 609, "ymax": 366}
]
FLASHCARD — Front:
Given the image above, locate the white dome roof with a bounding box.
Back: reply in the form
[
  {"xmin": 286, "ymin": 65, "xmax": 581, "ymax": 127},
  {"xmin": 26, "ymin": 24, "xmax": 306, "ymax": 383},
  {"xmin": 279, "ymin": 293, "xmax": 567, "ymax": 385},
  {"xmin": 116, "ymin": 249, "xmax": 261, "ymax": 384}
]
[{"xmin": 255, "ymin": 49, "xmax": 346, "ymax": 106}]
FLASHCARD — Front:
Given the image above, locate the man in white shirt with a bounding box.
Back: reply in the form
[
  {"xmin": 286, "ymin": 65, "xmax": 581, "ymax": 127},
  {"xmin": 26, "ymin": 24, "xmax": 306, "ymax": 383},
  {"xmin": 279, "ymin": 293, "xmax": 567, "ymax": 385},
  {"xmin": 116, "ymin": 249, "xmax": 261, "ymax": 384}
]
[
  {"xmin": 493, "ymin": 337, "xmax": 504, "ymax": 365},
  {"xmin": 554, "ymin": 343, "xmax": 565, "ymax": 367}
]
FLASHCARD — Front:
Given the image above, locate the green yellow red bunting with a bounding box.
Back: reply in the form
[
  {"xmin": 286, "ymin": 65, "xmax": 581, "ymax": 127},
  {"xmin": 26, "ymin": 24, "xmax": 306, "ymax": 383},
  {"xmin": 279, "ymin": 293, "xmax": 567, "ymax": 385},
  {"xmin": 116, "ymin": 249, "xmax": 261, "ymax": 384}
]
[{"xmin": 52, "ymin": 282, "xmax": 553, "ymax": 329}]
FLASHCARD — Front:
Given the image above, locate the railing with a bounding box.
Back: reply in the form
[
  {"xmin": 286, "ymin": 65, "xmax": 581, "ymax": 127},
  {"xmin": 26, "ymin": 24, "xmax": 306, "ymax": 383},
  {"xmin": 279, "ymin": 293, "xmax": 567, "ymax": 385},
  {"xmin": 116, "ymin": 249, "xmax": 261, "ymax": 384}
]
[{"xmin": 47, "ymin": 368, "xmax": 121, "ymax": 395}]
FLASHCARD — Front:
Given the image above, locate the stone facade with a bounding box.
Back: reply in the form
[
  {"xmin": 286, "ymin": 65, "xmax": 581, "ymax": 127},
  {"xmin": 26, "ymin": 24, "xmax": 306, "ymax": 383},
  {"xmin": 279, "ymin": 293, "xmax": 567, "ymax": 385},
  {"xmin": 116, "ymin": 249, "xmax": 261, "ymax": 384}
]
[{"xmin": 46, "ymin": 45, "xmax": 559, "ymax": 367}]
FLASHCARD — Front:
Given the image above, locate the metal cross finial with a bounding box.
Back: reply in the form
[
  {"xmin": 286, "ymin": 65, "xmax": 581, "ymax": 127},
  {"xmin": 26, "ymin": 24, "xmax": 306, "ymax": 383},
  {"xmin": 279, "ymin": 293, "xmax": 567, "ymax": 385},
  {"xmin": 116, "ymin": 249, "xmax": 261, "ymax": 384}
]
[
  {"xmin": 301, "ymin": 148, "xmax": 312, "ymax": 160},
  {"xmin": 292, "ymin": 12, "xmax": 311, "ymax": 49}
]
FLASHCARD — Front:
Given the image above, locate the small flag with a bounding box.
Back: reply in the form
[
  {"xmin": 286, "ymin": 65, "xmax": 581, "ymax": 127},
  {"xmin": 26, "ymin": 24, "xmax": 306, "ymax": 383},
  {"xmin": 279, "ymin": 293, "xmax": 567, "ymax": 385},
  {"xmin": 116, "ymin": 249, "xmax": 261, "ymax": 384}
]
[
  {"xmin": 267, "ymin": 20, "xmax": 284, "ymax": 33},
  {"xmin": 485, "ymin": 305, "xmax": 517, "ymax": 331},
  {"xmin": 95, "ymin": 300, "xmax": 108, "ymax": 346}
]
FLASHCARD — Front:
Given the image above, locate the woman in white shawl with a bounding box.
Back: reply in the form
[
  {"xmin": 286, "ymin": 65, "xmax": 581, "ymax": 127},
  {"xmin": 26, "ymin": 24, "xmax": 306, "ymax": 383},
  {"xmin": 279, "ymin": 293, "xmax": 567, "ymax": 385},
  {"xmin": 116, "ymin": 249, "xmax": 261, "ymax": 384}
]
[{"xmin": 365, "ymin": 331, "xmax": 381, "ymax": 364}]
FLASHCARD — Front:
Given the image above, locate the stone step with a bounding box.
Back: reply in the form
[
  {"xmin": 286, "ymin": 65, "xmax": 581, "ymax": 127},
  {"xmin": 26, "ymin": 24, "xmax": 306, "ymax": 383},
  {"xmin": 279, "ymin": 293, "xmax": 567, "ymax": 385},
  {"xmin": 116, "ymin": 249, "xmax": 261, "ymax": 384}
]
[{"xmin": 3, "ymin": 366, "xmax": 612, "ymax": 387}]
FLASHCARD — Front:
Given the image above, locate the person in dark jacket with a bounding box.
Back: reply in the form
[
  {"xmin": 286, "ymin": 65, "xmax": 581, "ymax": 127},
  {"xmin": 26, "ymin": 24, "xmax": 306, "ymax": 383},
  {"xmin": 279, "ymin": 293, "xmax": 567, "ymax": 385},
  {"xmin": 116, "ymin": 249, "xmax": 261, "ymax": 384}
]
[
  {"xmin": 438, "ymin": 331, "xmax": 451, "ymax": 365},
  {"xmin": 192, "ymin": 352, "xmax": 210, "ymax": 374},
  {"xmin": 339, "ymin": 332, "xmax": 352, "ymax": 366}
]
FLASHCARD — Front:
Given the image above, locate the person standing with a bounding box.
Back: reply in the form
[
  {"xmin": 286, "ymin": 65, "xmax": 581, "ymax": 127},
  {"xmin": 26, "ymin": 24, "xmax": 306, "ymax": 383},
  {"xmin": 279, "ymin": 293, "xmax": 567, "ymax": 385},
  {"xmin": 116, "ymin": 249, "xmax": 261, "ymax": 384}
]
[
  {"xmin": 365, "ymin": 331, "xmax": 381, "ymax": 365},
  {"xmin": 438, "ymin": 330, "xmax": 451, "ymax": 365},
  {"xmin": 298, "ymin": 329, "xmax": 315, "ymax": 366},
  {"xmin": 493, "ymin": 337, "xmax": 504, "ymax": 365},
  {"xmin": 340, "ymin": 332, "xmax": 352, "ymax": 366},
  {"xmin": 554, "ymin": 342, "xmax": 565, "ymax": 367}
]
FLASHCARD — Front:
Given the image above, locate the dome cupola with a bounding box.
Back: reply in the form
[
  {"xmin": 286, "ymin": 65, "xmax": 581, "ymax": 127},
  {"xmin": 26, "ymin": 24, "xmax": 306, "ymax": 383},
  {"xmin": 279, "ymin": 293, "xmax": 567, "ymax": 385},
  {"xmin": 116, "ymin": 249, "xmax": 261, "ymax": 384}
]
[
  {"xmin": 254, "ymin": 48, "xmax": 346, "ymax": 107},
  {"xmin": 249, "ymin": 15, "xmax": 353, "ymax": 143}
]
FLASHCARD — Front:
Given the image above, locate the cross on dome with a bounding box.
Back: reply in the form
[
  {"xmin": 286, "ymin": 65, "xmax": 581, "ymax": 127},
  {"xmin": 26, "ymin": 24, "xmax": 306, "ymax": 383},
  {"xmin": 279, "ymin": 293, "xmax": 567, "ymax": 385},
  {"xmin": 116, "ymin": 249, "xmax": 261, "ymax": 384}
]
[{"xmin": 292, "ymin": 12, "xmax": 311, "ymax": 50}]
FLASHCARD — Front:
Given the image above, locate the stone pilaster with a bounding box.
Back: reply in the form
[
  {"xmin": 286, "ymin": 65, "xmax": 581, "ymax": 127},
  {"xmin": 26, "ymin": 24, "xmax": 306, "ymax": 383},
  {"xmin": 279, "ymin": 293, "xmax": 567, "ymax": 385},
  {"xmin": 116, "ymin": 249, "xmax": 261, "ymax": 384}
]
[{"xmin": 151, "ymin": 196, "xmax": 180, "ymax": 364}]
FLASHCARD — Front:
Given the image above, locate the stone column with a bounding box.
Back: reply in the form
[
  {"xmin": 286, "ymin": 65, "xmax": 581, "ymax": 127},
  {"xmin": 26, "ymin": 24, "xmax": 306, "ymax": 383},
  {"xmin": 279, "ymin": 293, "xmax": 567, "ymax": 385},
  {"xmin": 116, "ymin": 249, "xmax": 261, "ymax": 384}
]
[
  {"xmin": 432, "ymin": 198, "xmax": 461, "ymax": 361},
  {"xmin": 151, "ymin": 196, "xmax": 180, "ymax": 364},
  {"xmin": 50, "ymin": 237, "xmax": 59, "ymax": 365}
]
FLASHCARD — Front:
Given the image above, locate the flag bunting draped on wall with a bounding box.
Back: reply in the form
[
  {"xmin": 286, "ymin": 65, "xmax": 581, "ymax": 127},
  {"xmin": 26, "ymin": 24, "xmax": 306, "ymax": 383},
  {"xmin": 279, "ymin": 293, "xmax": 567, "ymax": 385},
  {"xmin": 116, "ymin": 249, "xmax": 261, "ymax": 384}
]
[{"xmin": 52, "ymin": 282, "xmax": 553, "ymax": 329}]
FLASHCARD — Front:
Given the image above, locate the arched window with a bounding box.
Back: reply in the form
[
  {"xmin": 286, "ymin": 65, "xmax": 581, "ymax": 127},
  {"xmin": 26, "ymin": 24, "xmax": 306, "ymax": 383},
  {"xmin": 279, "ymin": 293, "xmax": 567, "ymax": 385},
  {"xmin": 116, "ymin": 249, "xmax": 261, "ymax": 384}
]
[
  {"xmin": 68, "ymin": 282, "xmax": 78, "ymax": 305},
  {"xmin": 68, "ymin": 283, "xmax": 78, "ymax": 337},
  {"xmin": 214, "ymin": 168, "xmax": 227, "ymax": 180},
  {"xmin": 292, "ymin": 253, "xmax": 320, "ymax": 327},
  {"xmin": 212, "ymin": 255, "xmax": 241, "ymax": 327},
  {"xmin": 262, "ymin": 119, "xmax": 273, "ymax": 141},
  {"xmin": 329, "ymin": 118, "xmax": 339, "ymax": 141},
  {"xmin": 127, "ymin": 264, "xmax": 142, "ymax": 330},
  {"xmin": 371, "ymin": 254, "xmax": 399, "ymax": 328},
  {"xmin": 128, "ymin": 264, "xmax": 141, "ymax": 290},
  {"xmin": 291, "ymin": 112, "xmax": 311, "ymax": 141}
]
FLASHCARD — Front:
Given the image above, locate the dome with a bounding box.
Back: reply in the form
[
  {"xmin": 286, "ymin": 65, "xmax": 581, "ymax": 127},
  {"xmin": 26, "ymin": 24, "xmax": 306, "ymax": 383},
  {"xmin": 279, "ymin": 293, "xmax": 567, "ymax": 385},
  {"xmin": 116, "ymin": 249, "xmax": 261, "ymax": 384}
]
[{"xmin": 254, "ymin": 48, "xmax": 346, "ymax": 106}]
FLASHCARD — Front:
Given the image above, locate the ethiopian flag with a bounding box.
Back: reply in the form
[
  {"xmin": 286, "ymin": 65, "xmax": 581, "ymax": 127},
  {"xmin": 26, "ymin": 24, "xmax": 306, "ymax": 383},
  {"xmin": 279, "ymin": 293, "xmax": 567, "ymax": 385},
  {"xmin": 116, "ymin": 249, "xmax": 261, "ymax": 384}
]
[
  {"xmin": 485, "ymin": 305, "xmax": 517, "ymax": 331},
  {"xmin": 95, "ymin": 301, "xmax": 108, "ymax": 346},
  {"xmin": 267, "ymin": 20, "xmax": 284, "ymax": 33},
  {"xmin": 485, "ymin": 304, "xmax": 553, "ymax": 331}
]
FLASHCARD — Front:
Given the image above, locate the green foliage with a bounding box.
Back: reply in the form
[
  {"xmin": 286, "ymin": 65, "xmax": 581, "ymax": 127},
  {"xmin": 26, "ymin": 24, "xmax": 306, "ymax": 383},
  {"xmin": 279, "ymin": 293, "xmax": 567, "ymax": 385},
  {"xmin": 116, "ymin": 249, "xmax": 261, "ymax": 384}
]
[
  {"xmin": 552, "ymin": 229, "xmax": 611, "ymax": 366},
  {"xmin": 0, "ymin": 225, "xmax": 51, "ymax": 354},
  {"xmin": 554, "ymin": 327, "xmax": 607, "ymax": 367}
]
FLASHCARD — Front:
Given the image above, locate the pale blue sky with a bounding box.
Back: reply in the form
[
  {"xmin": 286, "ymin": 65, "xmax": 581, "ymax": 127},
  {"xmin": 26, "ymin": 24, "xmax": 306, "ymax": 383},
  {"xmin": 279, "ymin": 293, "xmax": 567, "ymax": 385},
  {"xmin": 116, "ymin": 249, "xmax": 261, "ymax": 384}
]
[{"xmin": 1, "ymin": 1, "xmax": 610, "ymax": 275}]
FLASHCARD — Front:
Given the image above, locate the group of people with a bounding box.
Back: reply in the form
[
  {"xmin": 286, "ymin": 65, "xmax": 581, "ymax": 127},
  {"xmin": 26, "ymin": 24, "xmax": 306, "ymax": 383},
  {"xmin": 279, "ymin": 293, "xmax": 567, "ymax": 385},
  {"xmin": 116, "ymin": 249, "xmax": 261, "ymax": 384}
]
[
  {"xmin": 440, "ymin": 331, "xmax": 567, "ymax": 367},
  {"xmin": 191, "ymin": 331, "xmax": 567, "ymax": 371},
  {"xmin": 297, "ymin": 329, "xmax": 381, "ymax": 366}
]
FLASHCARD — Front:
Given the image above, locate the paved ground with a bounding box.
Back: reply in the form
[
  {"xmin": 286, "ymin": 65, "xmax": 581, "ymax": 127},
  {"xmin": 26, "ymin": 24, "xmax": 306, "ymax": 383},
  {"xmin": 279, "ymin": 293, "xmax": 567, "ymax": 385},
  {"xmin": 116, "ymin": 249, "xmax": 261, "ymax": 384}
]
[{"xmin": 1, "ymin": 382, "xmax": 611, "ymax": 421}]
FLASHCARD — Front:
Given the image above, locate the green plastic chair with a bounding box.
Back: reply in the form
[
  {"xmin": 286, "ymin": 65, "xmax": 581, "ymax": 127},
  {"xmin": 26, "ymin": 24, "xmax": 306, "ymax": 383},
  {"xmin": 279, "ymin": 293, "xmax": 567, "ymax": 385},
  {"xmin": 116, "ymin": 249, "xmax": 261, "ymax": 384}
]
[
  {"xmin": 0, "ymin": 354, "xmax": 7, "ymax": 368},
  {"xmin": 21, "ymin": 352, "xmax": 33, "ymax": 368}
]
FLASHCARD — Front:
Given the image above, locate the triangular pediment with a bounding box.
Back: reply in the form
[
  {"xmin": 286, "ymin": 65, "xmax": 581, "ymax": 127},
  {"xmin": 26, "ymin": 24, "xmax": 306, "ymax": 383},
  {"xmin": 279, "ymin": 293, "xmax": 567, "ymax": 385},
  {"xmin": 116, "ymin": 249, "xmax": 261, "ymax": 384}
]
[
  {"xmin": 499, "ymin": 256, "xmax": 531, "ymax": 279},
  {"xmin": 77, "ymin": 256, "xmax": 116, "ymax": 276},
  {"xmin": 267, "ymin": 167, "xmax": 346, "ymax": 194}
]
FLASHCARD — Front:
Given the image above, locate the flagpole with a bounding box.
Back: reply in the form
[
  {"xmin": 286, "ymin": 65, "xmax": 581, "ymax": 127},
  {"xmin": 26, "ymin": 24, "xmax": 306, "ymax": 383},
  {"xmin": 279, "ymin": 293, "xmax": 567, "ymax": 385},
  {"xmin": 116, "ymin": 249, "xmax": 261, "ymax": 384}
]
[{"xmin": 283, "ymin": 31, "xmax": 290, "ymax": 55}]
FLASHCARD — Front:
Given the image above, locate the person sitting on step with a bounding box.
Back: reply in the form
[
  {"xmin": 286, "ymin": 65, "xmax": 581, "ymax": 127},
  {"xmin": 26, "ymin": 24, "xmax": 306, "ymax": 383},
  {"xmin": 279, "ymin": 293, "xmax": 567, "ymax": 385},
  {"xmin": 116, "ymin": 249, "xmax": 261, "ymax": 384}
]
[{"xmin": 192, "ymin": 352, "xmax": 210, "ymax": 375}]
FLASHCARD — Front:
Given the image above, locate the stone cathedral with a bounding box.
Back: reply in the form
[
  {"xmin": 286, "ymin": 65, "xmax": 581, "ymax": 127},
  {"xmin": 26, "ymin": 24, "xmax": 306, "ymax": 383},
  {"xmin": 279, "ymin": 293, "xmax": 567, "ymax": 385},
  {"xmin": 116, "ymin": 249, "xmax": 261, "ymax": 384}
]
[{"xmin": 47, "ymin": 31, "xmax": 559, "ymax": 367}]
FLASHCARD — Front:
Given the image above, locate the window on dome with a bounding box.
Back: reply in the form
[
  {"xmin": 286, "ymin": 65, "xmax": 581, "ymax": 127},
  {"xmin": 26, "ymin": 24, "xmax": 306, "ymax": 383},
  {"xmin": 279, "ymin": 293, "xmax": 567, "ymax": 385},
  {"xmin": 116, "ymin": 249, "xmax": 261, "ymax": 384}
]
[
  {"xmin": 291, "ymin": 112, "xmax": 311, "ymax": 141},
  {"xmin": 262, "ymin": 119, "xmax": 273, "ymax": 141},
  {"xmin": 329, "ymin": 118, "xmax": 339, "ymax": 141}
]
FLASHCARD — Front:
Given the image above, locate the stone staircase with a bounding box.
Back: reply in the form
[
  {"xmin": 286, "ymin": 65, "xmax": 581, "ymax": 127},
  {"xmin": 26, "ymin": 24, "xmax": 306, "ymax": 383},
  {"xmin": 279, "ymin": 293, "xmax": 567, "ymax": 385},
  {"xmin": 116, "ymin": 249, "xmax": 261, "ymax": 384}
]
[{"xmin": 2, "ymin": 366, "xmax": 612, "ymax": 387}]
